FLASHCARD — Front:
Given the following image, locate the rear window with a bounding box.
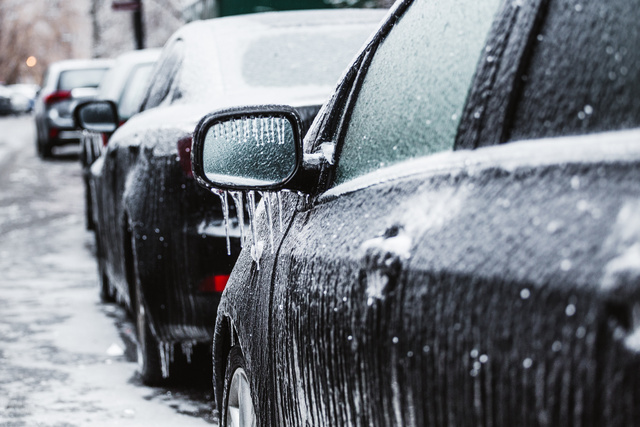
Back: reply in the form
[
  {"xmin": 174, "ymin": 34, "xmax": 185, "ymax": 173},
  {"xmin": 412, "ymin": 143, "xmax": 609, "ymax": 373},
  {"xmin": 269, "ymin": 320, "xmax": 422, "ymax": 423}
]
[
  {"xmin": 241, "ymin": 30, "xmax": 371, "ymax": 87},
  {"xmin": 217, "ymin": 25, "xmax": 377, "ymax": 90},
  {"xmin": 58, "ymin": 68, "xmax": 109, "ymax": 91}
]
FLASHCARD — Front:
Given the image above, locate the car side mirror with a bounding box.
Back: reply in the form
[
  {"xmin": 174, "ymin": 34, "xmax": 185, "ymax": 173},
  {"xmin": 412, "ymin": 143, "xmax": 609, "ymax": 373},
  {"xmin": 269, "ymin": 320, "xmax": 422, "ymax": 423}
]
[
  {"xmin": 192, "ymin": 105, "xmax": 305, "ymax": 191},
  {"xmin": 74, "ymin": 100, "xmax": 119, "ymax": 133}
]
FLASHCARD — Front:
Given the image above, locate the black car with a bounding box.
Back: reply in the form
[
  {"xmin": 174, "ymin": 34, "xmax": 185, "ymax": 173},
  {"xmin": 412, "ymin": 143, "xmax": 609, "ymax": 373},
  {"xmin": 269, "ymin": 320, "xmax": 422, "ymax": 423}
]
[
  {"xmin": 77, "ymin": 9, "xmax": 385, "ymax": 385},
  {"xmin": 191, "ymin": 0, "xmax": 640, "ymax": 425},
  {"xmin": 77, "ymin": 48, "xmax": 160, "ymax": 230}
]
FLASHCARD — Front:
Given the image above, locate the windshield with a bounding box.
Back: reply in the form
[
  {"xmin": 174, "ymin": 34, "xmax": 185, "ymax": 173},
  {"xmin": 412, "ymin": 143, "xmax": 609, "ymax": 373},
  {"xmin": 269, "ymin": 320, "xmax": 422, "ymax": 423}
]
[{"xmin": 216, "ymin": 24, "xmax": 376, "ymax": 91}]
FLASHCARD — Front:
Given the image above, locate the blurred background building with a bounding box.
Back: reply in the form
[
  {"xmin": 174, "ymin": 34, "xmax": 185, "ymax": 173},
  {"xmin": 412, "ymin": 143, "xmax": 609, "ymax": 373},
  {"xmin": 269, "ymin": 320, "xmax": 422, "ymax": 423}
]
[{"xmin": 0, "ymin": 0, "xmax": 392, "ymax": 85}]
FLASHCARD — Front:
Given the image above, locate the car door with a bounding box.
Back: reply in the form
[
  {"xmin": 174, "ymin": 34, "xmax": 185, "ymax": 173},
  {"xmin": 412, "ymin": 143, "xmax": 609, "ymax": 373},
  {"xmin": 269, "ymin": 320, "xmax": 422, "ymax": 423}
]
[{"xmin": 267, "ymin": 0, "xmax": 512, "ymax": 424}]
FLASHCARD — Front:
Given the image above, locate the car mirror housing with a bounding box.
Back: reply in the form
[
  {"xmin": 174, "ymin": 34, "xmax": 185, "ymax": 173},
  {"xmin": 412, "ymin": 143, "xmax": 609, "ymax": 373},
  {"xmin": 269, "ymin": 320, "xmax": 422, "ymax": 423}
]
[
  {"xmin": 73, "ymin": 100, "xmax": 119, "ymax": 133},
  {"xmin": 192, "ymin": 105, "xmax": 308, "ymax": 192}
]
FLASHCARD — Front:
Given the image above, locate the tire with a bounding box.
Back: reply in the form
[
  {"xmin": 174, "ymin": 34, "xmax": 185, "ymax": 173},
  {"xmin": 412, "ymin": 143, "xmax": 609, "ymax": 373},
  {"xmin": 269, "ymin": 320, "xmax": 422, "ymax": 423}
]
[
  {"xmin": 95, "ymin": 233, "xmax": 114, "ymax": 303},
  {"xmin": 135, "ymin": 279, "xmax": 165, "ymax": 386},
  {"xmin": 37, "ymin": 136, "xmax": 52, "ymax": 159},
  {"xmin": 84, "ymin": 179, "xmax": 94, "ymax": 230},
  {"xmin": 222, "ymin": 346, "xmax": 257, "ymax": 427}
]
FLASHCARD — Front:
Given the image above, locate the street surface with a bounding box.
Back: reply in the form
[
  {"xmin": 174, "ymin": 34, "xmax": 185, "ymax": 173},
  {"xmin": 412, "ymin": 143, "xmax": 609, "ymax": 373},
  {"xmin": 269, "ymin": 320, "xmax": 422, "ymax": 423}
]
[{"xmin": 0, "ymin": 115, "xmax": 217, "ymax": 426}]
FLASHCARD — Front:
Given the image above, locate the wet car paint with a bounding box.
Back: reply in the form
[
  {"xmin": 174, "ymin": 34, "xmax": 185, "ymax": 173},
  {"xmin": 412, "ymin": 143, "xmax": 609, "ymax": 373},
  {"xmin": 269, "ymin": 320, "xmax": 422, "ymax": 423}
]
[{"xmin": 204, "ymin": 0, "xmax": 640, "ymax": 424}]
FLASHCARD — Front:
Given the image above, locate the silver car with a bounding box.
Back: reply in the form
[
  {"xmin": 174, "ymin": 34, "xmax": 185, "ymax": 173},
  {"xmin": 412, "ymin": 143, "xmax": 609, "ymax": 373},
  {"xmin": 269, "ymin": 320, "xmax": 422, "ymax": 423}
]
[{"xmin": 34, "ymin": 58, "xmax": 113, "ymax": 158}]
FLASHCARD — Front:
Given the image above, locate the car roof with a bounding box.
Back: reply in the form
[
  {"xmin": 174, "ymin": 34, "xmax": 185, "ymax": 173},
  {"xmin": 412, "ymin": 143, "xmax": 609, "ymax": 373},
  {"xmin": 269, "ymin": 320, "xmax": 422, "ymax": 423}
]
[
  {"xmin": 178, "ymin": 8, "xmax": 387, "ymax": 36},
  {"xmin": 111, "ymin": 48, "xmax": 162, "ymax": 67},
  {"xmin": 46, "ymin": 58, "xmax": 114, "ymax": 73}
]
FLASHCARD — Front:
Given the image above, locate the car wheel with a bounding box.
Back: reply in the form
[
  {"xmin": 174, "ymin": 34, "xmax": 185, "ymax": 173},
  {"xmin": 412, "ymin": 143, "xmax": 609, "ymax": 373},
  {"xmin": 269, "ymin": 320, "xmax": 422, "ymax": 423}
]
[
  {"xmin": 84, "ymin": 180, "xmax": 94, "ymax": 230},
  {"xmin": 37, "ymin": 137, "xmax": 52, "ymax": 159},
  {"xmin": 222, "ymin": 346, "xmax": 257, "ymax": 427},
  {"xmin": 95, "ymin": 234, "xmax": 114, "ymax": 303},
  {"xmin": 135, "ymin": 279, "xmax": 164, "ymax": 386}
]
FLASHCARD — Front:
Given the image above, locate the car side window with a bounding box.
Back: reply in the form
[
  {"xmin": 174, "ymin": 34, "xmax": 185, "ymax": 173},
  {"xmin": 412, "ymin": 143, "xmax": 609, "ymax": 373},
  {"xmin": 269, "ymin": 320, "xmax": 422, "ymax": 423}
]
[
  {"xmin": 140, "ymin": 40, "xmax": 184, "ymax": 111},
  {"xmin": 119, "ymin": 63, "xmax": 155, "ymax": 120},
  {"xmin": 507, "ymin": 0, "xmax": 640, "ymax": 142},
  {"xmin": 333, "ymin": 0, "xmax": 501, "ymax": 186}
]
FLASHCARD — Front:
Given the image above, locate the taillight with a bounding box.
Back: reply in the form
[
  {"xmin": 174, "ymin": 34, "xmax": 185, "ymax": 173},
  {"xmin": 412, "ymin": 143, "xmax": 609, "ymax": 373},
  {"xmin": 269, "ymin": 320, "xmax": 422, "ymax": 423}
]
[
  {"xmin": 49, "ymin": 128, "xmax": 59, "ymax": 139},
  {"xmin": 43, "ymin": 90, "xmax": 72, "ymax": 106},
  {"xmin": 177, "ymin": 135, "xmax": 193, "ymax": 178},
  {"xmin": 101, "ymin": 133, "xmax": 109, "ymax": 147},
  {"xmin": 198, "ymin": 275, "xmax": 230, "ymax": 293}
]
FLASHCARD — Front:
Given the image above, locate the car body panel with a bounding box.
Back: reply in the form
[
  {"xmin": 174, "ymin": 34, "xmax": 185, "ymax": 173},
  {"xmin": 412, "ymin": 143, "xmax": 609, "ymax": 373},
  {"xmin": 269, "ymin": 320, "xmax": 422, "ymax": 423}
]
[
  {"xmin": 207, "ymin": 0, "xmax": 640, "ymax": 424},
  {"xmin": 268, "ymin": 131, "xmax": 640, "ymax": 425}
]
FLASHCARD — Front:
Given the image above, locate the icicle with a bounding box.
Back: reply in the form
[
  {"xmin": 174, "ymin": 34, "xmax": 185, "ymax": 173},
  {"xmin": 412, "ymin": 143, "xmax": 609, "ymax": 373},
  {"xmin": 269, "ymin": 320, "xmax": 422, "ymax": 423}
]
[
  {"xmin": 230, "ymin": 190, "xmax": 245, "ymax": 247},
  {"xmin": 211, "ymin": 188, "xmax": 231, "ymax": 255},
  {"xmin": 222, "ymin": 190, "xmax": 231, "ymax": 255},
  {"xmin": 278, "ymin": 117, "xmax": 285, "ymax": 145},
  {"xmin": 252, "ymin": 118, "xmax": 258, "ymax": 146},
  {"xmin": 264, "ymin": 192, "xmax": 275, "ymax": 254},
  {"xmin": 247, "ymin": 191, "xmax": 261, "ymax": 270},
  {"xmin": 181, "ymin": 341, "xmax": 195, "ymax": 364},
  {"xmin": 259, "ymin": 118, "xmax": 264, "ymax": 147},
  {"xmin": 159, "ymin": 342, "xmax": 174, "ymax": 378},
  {"xmin": 277, "ymin": 191, "xmax": 284, "ymax": 233},
  {"xmin": 269, "ymin": 117, "xmax": 275, "ymax": 145}
]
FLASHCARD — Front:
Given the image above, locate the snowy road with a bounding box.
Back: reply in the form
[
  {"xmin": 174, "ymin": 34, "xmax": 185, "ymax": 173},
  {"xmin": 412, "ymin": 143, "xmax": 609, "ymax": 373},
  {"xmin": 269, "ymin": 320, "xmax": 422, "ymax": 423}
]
[{"xmin": 0, "ymin": 115, "xmax": 217, "ymax": 426}]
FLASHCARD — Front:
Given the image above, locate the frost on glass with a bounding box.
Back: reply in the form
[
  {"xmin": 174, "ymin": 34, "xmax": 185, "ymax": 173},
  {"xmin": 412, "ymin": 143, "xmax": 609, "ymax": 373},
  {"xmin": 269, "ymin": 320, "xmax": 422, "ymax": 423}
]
[
  {"xmin": 202, "ymin": 115, "xmax": 297, "ymax": 187},
  {"xmin": 241, "ymin": 31, "xmax": 372, "ymax": 88},
  {"xmin": 334, "ymin": 0, "xmax": 501, "ymax": 185}
]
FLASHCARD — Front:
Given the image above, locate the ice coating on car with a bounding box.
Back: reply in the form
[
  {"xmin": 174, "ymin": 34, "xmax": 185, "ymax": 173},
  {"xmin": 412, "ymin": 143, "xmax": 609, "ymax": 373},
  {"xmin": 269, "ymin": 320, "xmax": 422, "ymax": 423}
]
[
  {"xmin": 229, "ymin": 190, "xmax": 246, "ymax": 246},
  {"xmin": 263, "ymin": 192, "xmax": 276, "ymax": 254},
  {"xmin": 203, "ymin": 115, "xmax": 296, "ymax": 187},
  {"xmin": 87, "ymin": 7, "xmax": 387, "ymax": 389}
]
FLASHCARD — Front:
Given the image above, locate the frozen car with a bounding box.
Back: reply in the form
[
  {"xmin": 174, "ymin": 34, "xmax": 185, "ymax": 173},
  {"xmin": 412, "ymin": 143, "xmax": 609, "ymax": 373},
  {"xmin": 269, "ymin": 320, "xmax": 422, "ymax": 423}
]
[
  {"xmin": 78, "ymin": 9, "xmax": 386, "ymax": 385},
  {"xmin": 75, "ymin": 48, "xmax": 161, "ymax": 230},
  {"xmin": 7, "ymin": 84, "xmax": 38, "ymax": 114},
  {"xmin": 33, "ymin": 58, "xmax": 112, "ymax": 158},
  {"xmin": 191, "ymin": 0, "xmax": 640, "ymax": 424}
]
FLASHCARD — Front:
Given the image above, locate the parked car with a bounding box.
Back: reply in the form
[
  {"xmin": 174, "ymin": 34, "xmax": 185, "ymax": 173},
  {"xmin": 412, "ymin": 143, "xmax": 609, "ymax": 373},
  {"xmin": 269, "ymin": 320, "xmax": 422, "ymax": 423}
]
[
  {"xmin": 191, "ymin": 0, "xmax": 640, "ymax": 425},
  {"xmin": 34, "ymin": 58, "xmax": 113, "ymax": 158},
  {"xmin": 8, "ymin": 83, "xmax": 39, "ymax": 114},
  {"xmin": 76, "ymin": 48, "xmax": 161, "ymax": 230},
  {"xmin": 0, "ymin": 85, "xmax": 13, "ymax": 115},
  {"xmin": 75, "ymin": 9, "xmax": 385, "ymax": 385}
]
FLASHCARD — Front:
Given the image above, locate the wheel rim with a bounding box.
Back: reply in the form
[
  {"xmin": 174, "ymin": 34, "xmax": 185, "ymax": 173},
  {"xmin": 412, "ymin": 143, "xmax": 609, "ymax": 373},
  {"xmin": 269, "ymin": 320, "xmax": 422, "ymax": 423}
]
[{"xmin": 227, "ymin": 367, "xmax": 256, "ymax": 427}]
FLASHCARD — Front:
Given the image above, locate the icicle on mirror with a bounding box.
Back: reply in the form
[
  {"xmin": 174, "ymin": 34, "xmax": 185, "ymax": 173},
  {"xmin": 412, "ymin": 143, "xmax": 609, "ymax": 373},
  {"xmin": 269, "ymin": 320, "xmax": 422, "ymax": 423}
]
[{"xmin": 202, "ymin": 114, "xmax": 297, "ymax": 188}]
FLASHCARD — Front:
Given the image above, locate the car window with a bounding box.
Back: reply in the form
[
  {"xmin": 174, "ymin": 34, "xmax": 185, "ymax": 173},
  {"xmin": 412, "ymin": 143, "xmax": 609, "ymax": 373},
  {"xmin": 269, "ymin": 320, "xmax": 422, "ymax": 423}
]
[
  {"xmin": 118, "ymin": 62, "xmax": 154, "ymax": 120},
  {"xmin": 140, "ymin": 40, "xmax": 184, "ymax": 111},
  {"xmin": 507, "ymin": 0, "xmax": 640, "ymax": 142},
  {"xmin": 240, "ymin": 29, "xmax": 373, "ymax": 88},
  {"xmin": 215, "ymin": 23, "xmax": 378, "ymax": 93},
  {"xmin": 333, "ymin": 0, "xmax": 501, "ymax": 186},
  {"xmin": 58, "ymin": 68, "xmax": 109, "ymax": 91}
]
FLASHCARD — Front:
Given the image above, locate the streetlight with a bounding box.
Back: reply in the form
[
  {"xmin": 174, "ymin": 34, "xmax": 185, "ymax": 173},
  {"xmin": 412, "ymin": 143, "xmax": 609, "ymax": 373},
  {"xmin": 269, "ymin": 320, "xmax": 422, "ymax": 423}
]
[{"xmin": 26, "ymin": 56, "xmax": 37, "ymax": 67}]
